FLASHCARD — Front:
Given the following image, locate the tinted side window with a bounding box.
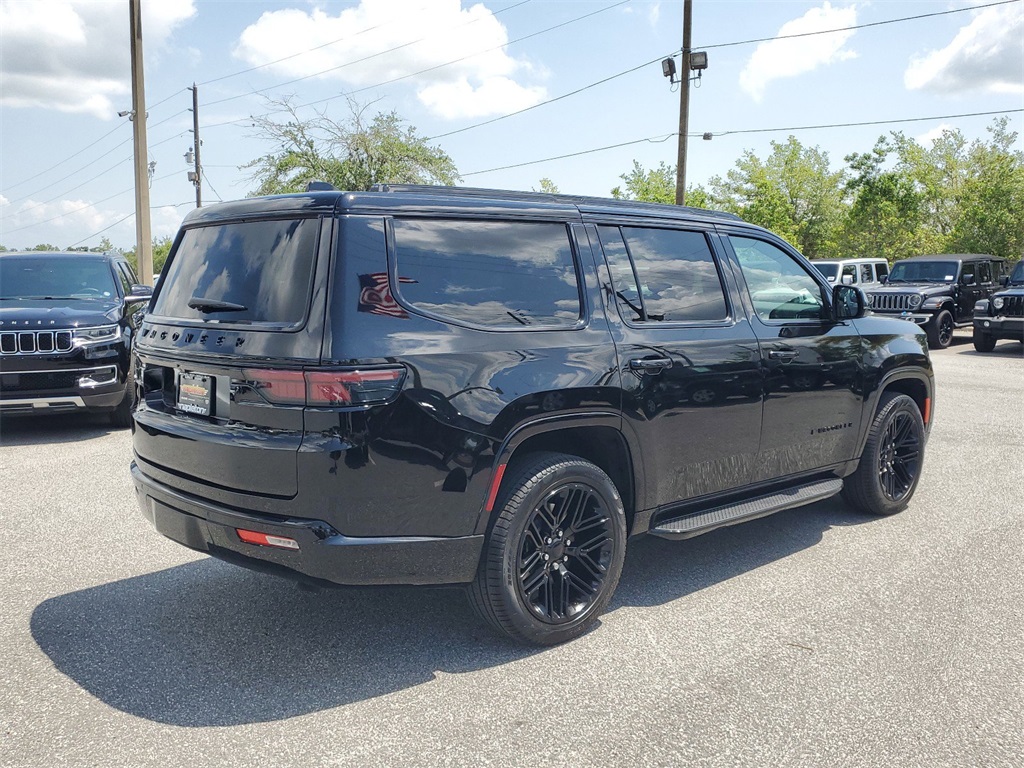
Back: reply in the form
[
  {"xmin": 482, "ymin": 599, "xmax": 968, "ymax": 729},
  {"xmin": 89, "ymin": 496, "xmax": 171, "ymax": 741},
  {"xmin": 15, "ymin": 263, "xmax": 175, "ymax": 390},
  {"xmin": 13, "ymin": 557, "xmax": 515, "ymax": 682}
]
[
  {"xmin": 842, "ymin": 264, "xmax": 857, "ymax": 284},
  {"xmin": 598, "ymin": 226, "xmax": 727, "ymax": 323},
  {"xmin": 392, "ymin": 219, "xmax": 581, "ymax": 329},
  {"xmin": 730, "ymin": 236, "xmax": 827, "ymax": 321},
  {"xmin": 977, "ymin": 261, "xmax": 991, "ymax": 283},
  {"xmin": 876, "ymin": 262, "xmax": 889, "ymax": 281},
  {"xmin": 152, "ymin": 218, "xmax": 319, "ymax": 325},
  {"xmin": 114, "ymin": 263, "xmax": 133, "ymax": 296}
]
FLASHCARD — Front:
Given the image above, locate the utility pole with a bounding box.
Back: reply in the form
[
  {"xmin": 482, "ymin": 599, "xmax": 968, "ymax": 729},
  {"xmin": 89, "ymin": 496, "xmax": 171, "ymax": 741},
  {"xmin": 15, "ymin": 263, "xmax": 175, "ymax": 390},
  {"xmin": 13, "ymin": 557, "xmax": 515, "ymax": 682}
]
[
  {"xmin": 188, "ymin": 83, "xmax": 202, "ymax": 208},
  {"xmin": 674, "ymin": 0, "xmax": 693, "ymax": 206},
  {"xmin": 129, "ymin": 0, "xmax": 153, "ymax": 284}
]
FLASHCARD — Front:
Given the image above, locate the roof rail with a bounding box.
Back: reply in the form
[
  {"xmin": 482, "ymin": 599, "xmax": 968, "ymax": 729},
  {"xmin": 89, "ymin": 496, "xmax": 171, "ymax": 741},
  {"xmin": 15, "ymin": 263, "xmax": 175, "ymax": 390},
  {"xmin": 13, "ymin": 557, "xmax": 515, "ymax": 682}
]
[{"xmin": 368, "ymin": 183, "xmax": 742, "ymax": 221}]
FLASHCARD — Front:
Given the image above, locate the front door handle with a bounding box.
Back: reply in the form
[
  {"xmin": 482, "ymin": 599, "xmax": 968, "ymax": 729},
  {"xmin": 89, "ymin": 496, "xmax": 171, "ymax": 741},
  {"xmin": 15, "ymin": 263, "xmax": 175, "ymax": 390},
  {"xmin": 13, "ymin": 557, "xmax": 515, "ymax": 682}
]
[
  {"xmin": 768, "ymin": 350, "xmax": 798, "ymax": 362},
  {"xmin": 629, "ymin": 357, "xmax": 673, "ymax": 374}
]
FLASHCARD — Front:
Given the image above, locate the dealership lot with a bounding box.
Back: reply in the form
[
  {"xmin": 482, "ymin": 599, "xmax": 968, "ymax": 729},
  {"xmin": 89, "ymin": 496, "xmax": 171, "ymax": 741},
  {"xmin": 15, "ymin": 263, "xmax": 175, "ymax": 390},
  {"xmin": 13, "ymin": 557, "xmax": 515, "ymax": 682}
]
[{"xmin": 1, "ymin": 337, "xmax": 1021, "ymax": 768}]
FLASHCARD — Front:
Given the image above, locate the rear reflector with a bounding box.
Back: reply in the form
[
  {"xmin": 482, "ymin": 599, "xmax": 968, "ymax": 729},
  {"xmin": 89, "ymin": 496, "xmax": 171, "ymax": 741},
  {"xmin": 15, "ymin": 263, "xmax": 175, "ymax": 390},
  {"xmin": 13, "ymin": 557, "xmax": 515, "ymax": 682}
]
[
  {"xmin": 236, "ymin": 529, "xmax": 300, "ymax": 551},
  {"xmin": 240, "ymin": 366, "xmax": 405, "ymax": 407}
]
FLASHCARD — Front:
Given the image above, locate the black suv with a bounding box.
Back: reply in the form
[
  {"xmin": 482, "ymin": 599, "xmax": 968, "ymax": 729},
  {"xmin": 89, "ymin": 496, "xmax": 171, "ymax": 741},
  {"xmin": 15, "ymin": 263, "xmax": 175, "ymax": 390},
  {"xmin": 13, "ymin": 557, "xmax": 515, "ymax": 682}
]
[
  {"xmin": 0, "ymin": 251, "xmax": 151, "ymax": 426},
  {"xmin": 864, "ymin": 254, "xmax": 1008, "ymax": 349},
  {"xmin": 973, "ymin": 260, "xmax": 1024, "ymax": 351},
  {"xmin": 131, "ymin": 186, "xmax": 934, "ymax": 645}
]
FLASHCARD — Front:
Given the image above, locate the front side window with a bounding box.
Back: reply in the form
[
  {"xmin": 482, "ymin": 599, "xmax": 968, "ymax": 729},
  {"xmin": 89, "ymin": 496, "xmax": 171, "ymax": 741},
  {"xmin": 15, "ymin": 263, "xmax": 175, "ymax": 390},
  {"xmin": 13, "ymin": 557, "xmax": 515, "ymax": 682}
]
[
  {"xmin": 730, "ymin": 236, "xmax": 827, "ymax": 321},
  {"xmin": 841, "ymin": 264, "xmax": 857, "ymax": 284},
  {"xmin": 598, "ymin": 226, "xmax": 728, "ymax": 323},
  {"xmin": 392, "ymin": 219, "xmax": 581, "ymax": 329},
  {"xmin": 876, "ymin": 262, "xmax": 889, "ymax": 281},
  {"xmin": 860, "ymin": 264, "xmax": 873, "ymax": 283},
  {"xmin": 151, "ymin": 218, "xmax": 319, "ymax": 325},
  {"xmin": 977, "ymin": 261, "xmax": 992, "ymax": 284}
]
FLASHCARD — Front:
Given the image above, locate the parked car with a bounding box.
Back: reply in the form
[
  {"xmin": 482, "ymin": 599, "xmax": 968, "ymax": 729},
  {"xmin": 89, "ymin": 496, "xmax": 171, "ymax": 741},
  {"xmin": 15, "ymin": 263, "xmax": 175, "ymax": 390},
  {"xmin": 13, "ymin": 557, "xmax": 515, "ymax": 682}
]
[
  {"xmin": 0, "ymin": 251, "xmax": 150, "ymax": 426},
  {"xmin": 973, "ymin": 260, "xmax": 1024, "ymax": 352},
  {"xmin": 131, "ymin": 185, "xmax": 934, "ymax": 645},
  {"xmin": 863, "ymin": 254, "xmax": 1008, "ymax": 349},
  {"xmin": 810, "ymin": 257, "xmax": 889, "ymax": 288}
]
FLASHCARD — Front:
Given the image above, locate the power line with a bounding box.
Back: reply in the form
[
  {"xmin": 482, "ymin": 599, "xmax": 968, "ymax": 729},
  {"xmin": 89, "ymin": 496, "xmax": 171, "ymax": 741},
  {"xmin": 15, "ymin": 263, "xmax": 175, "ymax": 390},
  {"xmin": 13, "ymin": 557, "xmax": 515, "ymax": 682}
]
[
  {"xmin": 463, "ymin": 108, "xmax": 1024, "ymax": 177},
  {"xmin": 696, "ymin": 0, "xmax": 1019, "ymax": 50},
  {"xmin": 2, "ymin": 122, "xmax": 127, "ymax": 192},
  {"xmin": 67, "ymin": 200, "xmax": 195, "ymax": 248}
]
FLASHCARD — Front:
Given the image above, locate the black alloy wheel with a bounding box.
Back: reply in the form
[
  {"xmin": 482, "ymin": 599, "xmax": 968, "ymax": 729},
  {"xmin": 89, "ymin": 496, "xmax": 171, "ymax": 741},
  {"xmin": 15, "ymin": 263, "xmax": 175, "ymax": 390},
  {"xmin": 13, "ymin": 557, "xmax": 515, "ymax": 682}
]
[
  {"xmin": 928, "ymin": 309, "xmax": 954, "ymax": 349},
  {"xmin": 877, "ymin": 409, "xmax": 921, "ymax": 503},
  {"xmin": 842, "ymin": 392, "xmax": 925, "ymax": 516},
  {"xmin": 516, "ymin": 483, "xmax": 614, "ymax": 624},
  {"xmin": 470, "ymin": 452, "xmax": 626, "ymax": 645}
]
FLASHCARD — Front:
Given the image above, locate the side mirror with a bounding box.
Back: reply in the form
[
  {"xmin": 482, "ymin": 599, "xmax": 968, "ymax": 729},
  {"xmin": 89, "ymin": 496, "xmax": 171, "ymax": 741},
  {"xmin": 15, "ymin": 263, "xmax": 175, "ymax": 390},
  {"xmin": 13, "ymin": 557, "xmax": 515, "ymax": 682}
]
[
  {"xmin": 841, "ymin": 274, "xmax": 854, "ymax": 285},
  {"xmin": 1001, "ymin": 275, "xmax": 1010, "ymax": 287},
  {"xmin": 833, "ymin": 284, "xmax": 866, "ymax": 321},
  {"xmin": 879, "ymin": 275, "xmax": 888, "ymax": 284},
  {"xmin": 960, "ymin": 273, "xmax": 975, "ymax": 286},
  {"xmin": 125, "ymin": 284, "xmax": 153, "ymax": 305}
]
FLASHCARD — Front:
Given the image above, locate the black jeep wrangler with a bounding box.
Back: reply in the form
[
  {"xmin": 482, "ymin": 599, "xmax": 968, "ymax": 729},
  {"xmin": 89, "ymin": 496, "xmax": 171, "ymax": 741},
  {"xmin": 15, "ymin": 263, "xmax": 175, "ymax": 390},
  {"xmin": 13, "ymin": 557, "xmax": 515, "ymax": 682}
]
[
  {"xmin": 131, "ymin": 185, "xmax": 934, "ymax": 645},
  {"xmin": 0, "ymin": 251, "xmax": 151, "ymax": 426},
  {"xmin": 864, "ymin": 254, "xmax": 1008, "ymax": 349},
  {"xmin": 973, "ymin": 260, "xmax": 1024, "ymax": 351}
]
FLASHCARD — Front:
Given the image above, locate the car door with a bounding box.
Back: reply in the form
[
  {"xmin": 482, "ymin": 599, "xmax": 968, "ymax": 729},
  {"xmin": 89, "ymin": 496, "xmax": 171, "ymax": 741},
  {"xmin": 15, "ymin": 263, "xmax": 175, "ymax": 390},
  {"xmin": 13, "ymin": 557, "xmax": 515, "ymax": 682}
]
[
  {"xmin": 590, "ymin": 223, "xmax": 762, "ymax": 506},
  {"xmin": 720, "ymin": 232, "xmax": 865, "ymax": 482},
  {"xmin": 958, "ymin": 260, "xmax": 987, "ymax": 320}
]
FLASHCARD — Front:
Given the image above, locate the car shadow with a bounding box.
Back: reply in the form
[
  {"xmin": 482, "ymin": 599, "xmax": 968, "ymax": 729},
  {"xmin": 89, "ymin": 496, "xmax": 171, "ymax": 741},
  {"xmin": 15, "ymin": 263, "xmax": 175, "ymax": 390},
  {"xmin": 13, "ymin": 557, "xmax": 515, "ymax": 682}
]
[
  {"xmin": 30, "ymin": 497, "xmax": 872, "ymax": 727},
  {"xmin": 0, "ymin": 412, "xmax": 121, "ymax": 446},
  {"xmin": 954, "ymin": 340, "xmax": 1023, "ymax": 358}
]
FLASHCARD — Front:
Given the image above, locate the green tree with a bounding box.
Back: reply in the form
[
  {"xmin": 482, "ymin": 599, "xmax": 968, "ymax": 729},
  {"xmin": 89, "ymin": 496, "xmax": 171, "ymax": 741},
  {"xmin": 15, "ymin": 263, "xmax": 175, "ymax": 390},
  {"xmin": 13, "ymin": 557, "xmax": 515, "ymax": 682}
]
[
  {"xmin": 29, "ymin": 243, "xmax": 59, "ymax": 251},
  {"xmin": 534, "ymin": 178, "xmax": 560, "ymax": 194},
  {"xmin": 841, "ymin": 139, "xmax": 934, "ymax": 262},
  {"xmin": 611, "ymin": 160, "xmax": 675, "ymax": 204},
  {"xmin": 152, "ymin": 236, "xmax": 173, "ymax": 274},
  {"xmin": 707, "ymin": 137, "xmax": 847, "ymax": 258},
  {"xmin": 245, "ymin": 97, "xmax": 460, "ymax": 195}
]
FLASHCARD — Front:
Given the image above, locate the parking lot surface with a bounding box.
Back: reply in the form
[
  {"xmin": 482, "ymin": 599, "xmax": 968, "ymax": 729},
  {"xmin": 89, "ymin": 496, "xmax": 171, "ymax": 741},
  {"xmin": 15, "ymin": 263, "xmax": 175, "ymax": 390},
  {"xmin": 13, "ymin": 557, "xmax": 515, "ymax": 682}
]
[{"xmin": 1, "ymin": 336, "xmax": 1022, "ymax": 768}]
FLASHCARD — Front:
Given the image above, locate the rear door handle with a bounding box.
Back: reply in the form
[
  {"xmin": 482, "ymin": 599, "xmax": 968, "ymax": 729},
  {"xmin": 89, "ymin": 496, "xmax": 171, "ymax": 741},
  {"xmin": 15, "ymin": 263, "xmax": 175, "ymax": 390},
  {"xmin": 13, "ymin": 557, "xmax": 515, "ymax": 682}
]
[
  {"xmin": 629, "ymin": 357, "xmax": 673, "ymax": 373},
  {"xmin": 768, "ymin": 350, "xmax": 798, "ymax": 362}
]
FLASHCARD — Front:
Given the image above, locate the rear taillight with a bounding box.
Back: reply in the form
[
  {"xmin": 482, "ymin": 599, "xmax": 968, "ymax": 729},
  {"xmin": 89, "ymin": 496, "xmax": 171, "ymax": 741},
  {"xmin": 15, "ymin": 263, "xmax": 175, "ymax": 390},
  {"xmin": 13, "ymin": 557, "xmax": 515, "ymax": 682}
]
[{"xmin": 238, "ymin": 367, "xmax": 405, "ymax": 407}]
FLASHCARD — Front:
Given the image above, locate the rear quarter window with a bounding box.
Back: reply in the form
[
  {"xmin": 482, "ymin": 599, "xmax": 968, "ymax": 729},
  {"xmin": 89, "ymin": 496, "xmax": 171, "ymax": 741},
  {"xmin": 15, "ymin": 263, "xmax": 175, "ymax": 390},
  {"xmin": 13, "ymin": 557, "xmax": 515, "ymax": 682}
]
[
  {"xmin": 391, "ymin": 219, "xmax": 582, "ymax": 329},
  {"xmin": 152, "ymin": 218, "xmax": 319, "ymax": 326}
]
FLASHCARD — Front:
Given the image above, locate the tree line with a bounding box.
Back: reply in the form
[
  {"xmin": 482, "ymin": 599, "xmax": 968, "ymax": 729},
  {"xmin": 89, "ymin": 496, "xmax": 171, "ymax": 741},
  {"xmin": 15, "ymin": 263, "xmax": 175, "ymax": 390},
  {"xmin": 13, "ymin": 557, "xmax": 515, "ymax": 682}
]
[{"xmin": 4, "ymin": 102, "xmax": 1020, "ymax": 265}]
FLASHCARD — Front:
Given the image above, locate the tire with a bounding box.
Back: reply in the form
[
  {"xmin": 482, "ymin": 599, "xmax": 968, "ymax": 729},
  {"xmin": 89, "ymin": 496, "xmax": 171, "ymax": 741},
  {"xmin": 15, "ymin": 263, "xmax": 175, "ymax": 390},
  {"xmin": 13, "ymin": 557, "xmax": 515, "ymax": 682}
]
[
  {"xmin": 842, "ymin": 393, "xmax": 925, "ymax": 516},
  {"xmin": 926, "ymin": 309, "xmax": 954, "ymax": 349},
  {"xmin": 469, "ymin": 452, "xmax": 627, "ymax": 646},
  {"xmin": 973, "ymin": 329, "xmax": 996, "ymax": 353},
  {"xmin": 109, "ymin": 377, "xmax": 136, "ymax": 429}
]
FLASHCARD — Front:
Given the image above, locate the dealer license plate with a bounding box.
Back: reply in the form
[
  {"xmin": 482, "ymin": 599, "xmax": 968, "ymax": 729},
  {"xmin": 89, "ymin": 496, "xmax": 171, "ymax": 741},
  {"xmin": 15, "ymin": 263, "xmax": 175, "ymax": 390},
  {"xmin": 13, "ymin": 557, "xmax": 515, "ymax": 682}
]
[{"xmin": 177, "ymin": 372, "xmax": 212, "ymax": 416}]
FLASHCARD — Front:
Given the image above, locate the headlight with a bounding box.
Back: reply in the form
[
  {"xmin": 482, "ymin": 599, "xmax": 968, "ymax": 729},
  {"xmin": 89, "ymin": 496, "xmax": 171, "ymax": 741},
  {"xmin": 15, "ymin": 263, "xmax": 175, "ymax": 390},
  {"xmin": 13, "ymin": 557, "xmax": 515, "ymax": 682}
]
[
  {"xmin": 993, "ymin": 296, "xmax": 1005, "ymax": 311},
  {"xmin": 74, "ymin": 324, "xmax": 120, "ymax": 345},
  {"xmin": 908, "ymin": 294, "xmax": 923, "ymax": 308}
]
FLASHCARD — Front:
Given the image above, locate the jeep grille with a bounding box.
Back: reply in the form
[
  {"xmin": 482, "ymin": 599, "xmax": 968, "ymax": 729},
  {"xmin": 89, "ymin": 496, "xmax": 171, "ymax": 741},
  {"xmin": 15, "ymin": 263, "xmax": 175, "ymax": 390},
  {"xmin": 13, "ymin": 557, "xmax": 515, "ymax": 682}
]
[
  {"xmin": 0, "ymin": 330, "xmax": 74, "ymax": 355},
  {"xmin": 1001, "ymin": 295, "xmax": 1024, "ymax": 317},
  {"xmin": 870, "ymin": 293, "xmax": 914, "ymax": 311}
]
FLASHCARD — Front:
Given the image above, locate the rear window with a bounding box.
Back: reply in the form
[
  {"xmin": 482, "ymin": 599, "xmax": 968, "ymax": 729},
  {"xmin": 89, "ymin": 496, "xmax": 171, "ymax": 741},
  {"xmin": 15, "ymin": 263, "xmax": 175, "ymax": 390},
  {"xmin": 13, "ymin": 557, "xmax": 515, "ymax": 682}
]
[
  {"xmin": 152, "ymin": 218, "xmax": 319, "ymax": 325},
  {"xmin": 391, "ymin": 219, "xmax": 581, "ymax": 329}
]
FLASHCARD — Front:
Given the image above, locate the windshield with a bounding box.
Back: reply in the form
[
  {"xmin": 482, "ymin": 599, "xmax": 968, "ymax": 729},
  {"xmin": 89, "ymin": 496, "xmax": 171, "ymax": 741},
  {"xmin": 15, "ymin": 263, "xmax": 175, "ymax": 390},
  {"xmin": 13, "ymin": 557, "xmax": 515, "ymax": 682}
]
[
  {"xmin": 1010, "ymin": 261, "xmax": 1024, "ymax": 285},
  {"xmin": 887, "ymin": 260, "xmax": 958, "ymax": 283},
  {"xmin": 0, "ymin": 256, "xmax": 117, "ymax": 300},
  {"xmin": 811, "ymin": 262, "xmax": 838, "ymax": 280}
]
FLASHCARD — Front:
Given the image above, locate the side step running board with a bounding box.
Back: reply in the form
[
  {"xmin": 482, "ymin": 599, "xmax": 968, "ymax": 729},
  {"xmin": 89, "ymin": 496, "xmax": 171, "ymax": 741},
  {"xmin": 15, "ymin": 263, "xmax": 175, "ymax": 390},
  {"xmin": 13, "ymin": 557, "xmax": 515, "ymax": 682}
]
[{"xmin": 649, "ymin": 478, "xmax": 843, "ymax": 540}]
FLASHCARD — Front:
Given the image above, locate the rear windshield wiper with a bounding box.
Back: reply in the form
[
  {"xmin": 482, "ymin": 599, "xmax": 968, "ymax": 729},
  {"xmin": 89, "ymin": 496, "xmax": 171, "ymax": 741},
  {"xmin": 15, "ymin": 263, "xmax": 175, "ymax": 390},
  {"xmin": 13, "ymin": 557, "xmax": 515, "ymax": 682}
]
[{"xmin": 187, "ymin": 296, "xmax": 248, "ymax": 313}]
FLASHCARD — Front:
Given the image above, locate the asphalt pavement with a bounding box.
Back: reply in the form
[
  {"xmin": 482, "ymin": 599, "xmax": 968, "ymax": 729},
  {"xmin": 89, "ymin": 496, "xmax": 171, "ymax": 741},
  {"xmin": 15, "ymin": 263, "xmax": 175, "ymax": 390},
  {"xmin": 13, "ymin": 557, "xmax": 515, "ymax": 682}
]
[{"xmin": 1, "ymin": 333, "xmax": 1021, "ymax": 768}]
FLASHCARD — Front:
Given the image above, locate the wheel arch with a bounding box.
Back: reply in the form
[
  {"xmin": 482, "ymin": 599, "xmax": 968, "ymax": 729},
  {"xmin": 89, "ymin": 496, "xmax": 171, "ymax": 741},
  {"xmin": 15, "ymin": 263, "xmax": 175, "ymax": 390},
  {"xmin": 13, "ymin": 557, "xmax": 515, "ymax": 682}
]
[
  {"xmin": 857, "ymin": 369, "xmax": 933, "ymax": 457},
  {"xmin": 474, "ymin": 414, "xmax": 642, "ymax": 536}
]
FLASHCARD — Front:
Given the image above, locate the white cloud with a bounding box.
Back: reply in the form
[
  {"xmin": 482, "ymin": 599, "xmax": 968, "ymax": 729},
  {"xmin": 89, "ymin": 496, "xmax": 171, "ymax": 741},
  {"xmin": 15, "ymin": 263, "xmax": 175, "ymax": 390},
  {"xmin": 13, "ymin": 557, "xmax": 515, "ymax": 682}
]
[
  {"xmin": 0, "ymin": 0, "xmax": 196, "ymax": 119},
  {"xmin": 739, "ymin": 2, "xmax": 858, "ymax": 102},
  {"xmin": 914, "ymin": 123, "xmax": 954, "ymax": 147},
  {"xmin": 904, "ymin": 5, "xmax": 1024, "ymax": 95},
  {"xmin": 232, "ymin": 0, "xmax": 546, "ymax": 119},
  {"xmin": 1, "ymin": 197, "xmax": 131, "ymax": 247}
]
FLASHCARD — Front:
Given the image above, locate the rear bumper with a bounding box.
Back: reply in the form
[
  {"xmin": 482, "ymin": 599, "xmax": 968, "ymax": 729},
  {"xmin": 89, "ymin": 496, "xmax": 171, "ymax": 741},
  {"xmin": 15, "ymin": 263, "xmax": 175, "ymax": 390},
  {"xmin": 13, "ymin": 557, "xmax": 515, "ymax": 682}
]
[
  {"xmin": 974, "ymin": 316, "xmax": 1024, "ymax": 340},
  {"xmin": 131, "ymin": 461, "xmax": 483, "ymax": 586}
]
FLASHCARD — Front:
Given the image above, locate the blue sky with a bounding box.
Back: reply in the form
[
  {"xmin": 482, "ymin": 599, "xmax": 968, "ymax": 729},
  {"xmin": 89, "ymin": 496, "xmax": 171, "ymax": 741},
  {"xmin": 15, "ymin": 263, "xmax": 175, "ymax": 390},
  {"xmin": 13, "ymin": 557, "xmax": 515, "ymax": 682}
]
[{"xmin": 1, "ymin": 0, "xmax": 1022, "ymax": 251}]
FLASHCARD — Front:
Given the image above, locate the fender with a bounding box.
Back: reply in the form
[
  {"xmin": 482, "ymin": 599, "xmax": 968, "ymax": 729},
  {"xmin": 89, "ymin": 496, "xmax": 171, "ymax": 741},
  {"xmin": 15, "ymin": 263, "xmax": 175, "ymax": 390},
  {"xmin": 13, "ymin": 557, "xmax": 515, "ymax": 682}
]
[
  {"xmin": 856, "ymin": 366, "xmax": 934, "ymax": 457},
  {"xmin": 472, "ymin": 411, "xmax": 645, "ymax": 535}
]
